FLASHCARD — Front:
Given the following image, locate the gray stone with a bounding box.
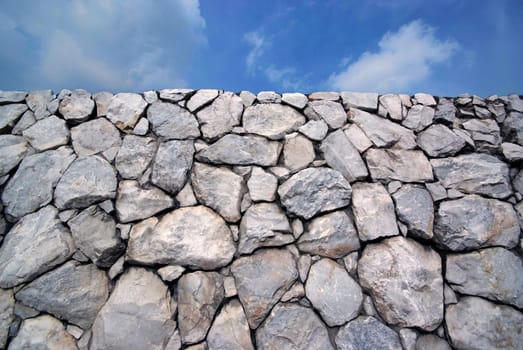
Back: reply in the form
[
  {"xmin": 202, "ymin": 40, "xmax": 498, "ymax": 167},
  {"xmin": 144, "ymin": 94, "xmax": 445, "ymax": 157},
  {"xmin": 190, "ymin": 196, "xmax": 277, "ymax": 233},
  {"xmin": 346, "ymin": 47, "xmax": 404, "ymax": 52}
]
[
  {"xmin": 309, "ymin": 91, "xmax": 339, "ymax": 101},
  {"xmin": 282, "ymin": 92, "xmax": 308, "ymax": 109},
  {"xmin": 321, "ymin": 130, "xmax": 368, "ymax": 182},
  {"xmin": 278, "ymin": 167, "xmax": 352, "ymax": 219},
  {"xmin": 446, "ymin": 296, "xmax": 523, "ymax": 350},
  {"xmin": 392, "ymin": 185, "xmax": 434, "ymax": 239},
  {"xmin": 133, "ymin": 117, "xmax": 149, "ymax": 135},
  {"xmin": 399, "ymin": 328, "xmax": 418, "ymax": 350},
  {"xmin": 379, "ymin": 94, "xmax": 404, "ymax": 120},
  {"xmin": 59, "ymin": 90, "xmax": 94, "ymax": 121},
  {"xmin": 247, "ymin": 167, "xmax": 278, "ymax": 202},
  {"xmin": 93, "ymin": 91, "xmax": 113, "ymax": 117},
  {"xmin": 281, "ymin": 282, "xmax": 305, "ymax": 302},
  {"xmin": 0, "ymin": 206, "xmax": 75, "ymax": 288},
  {"xmin": 11, "ymin": 110, "xmax": 36, "ymax": 134},
  {"xmin": 157, "ymin": 265, "xmax": 185, "ymax": 282},
  {"xmin": 26, "ymin": 90, "xmax": 53, "ymax": 119},
  {"xmin": 98, "ymin": 199, "xmax": 114, "ymax": 213},
  {"xmin": 298, "ymin": 119, "xmax": 329, "ymax": 141},
  {"xmin": 417, "ymin": 124, "xmax": 466, "ymax": 157},
  {"xmin": 67, "ymin": 325, "xmax": 83, "ymax": 339},
  {"xmin": 71, "ymin": 117, "xmax": 121, "ymax": 157},
  {"xmin": 358, "ymin": 236, "xmax": 443, "ymax": 331},
  {"xmin": 207, "ymin": 299, "xmax": 254, "ymax": 350},
  {"xmin": 115, "ymin": 135, "xmax": 157, "ymax": 179},
  {"xmin": 0, "ymin": 90, "xmax": 26, "ymax": 104},
  {"xmin": 151, "ymin": 140, "xmax": 194, "ymax": 194},
  {"xmin": 90, "ymin": 268, "xmax": 176, "ymax": 350},
  {"xmin": 416, "ymin": 335, "xmax": 451, "ymax": 350},
  {"xmin": 187, "ymin": 89, "xmax": 219, "ymax": 112},
  {"xmin": 502, "ymin": 142, "xmax": 523, "ymax": 161},
  {"xmin": 239, "ymin": 90, "xmax": 256, "ymax": 107},
  {"xmin": 446, "ymin": 247, "xmax": 523, "ymax": 308},
  {"xmin": 305, "ymin": 258, "xmax": 362, "ymax": 326},
  {"xmin": 256, "ymin": 303, "xmax": 333, "ymax": 350},
  {"xmin": 444, "ymin": 284, "xmax": 458, "ymax": 305},
  {"xmin": 462, "ymin": 118, "xmax": 501, "ymax": 145},
  {"xmin": 349, "ymin": 108, "xmax": 416, "ymax": 149},
  {"xmin": 352, "ymin": 182, "xmax": 399, "ymax": 241},
  {"xmin": 243, "ymin": 103, "xmax": 305, "ymax": 139},
  {"xmin": 0, "ymin": 288, "xmax": 14, "ymax": 348},
  {"xmin": 231, "ymin": 249, "xmax": 297, "ymax": 328},
  {"xmin": 257, "ymin": 91, "xmax": 281, "ymax": 103},
  {"xmin": 23, "ymin": 115, "xmax": 70, "ymax": 151},
  {"xmin": 108, "ymin": 256, "xmax": 125, "ymax": 280},
  {"xmin": 224, "ymin": 276, "xmax": 237, "ymax": 297},
  {"xmin": 0, "ymin": 135, "xmax": 30, "ymax": 176},
  {"xmin": 432, "ymin": 153, "xmax": 512, "ymax": 198},
  {"xmin": 309, "ymin": 100, "xmax": 346, "ymax": 128},
  {"xmin": 514, "ymin": 169, "xmax": 523, "ymax": 194},
  {"xmin": 175, "ymin": 181, "xmax": 198, "ymax": 207},
  {"xmin": 147, "ymin": 101, "xmax": 200, "ymax": 139},
  {"xmin": 283, "ymin": 134, "xmax": 315, "ymax": 171},
  {"xmin": 54, "ymin": 155, "xmax": 117, "ymax": 209},
  {"xmin": 335, "ymin": 316, "xmax": 402, "ymax": 350},
  {"xmin": 69, "ymin": 205, "xmax": 125, "ymax": 267},
  {"xmin": 159, "ymin": 88, "xmax": 193, "ymax": 102},
  {"xmin": 191, "ymin": 162, "xmax": 244, "ymax": 222},
  {"xmin": 402, "ymin": 104, "xmax": 434, "ymax": 131},
  {"xmin": 343, "ymin": 251, "xmax": 359, "ymax": 276},
  {"xmin": 488, "ymin": 102, "xmax": 506, "ymax": 122},
  {"xmin": 127, "ymin": 206, "xmax": 235, "ymax": 269},
  {"xmin": 503, "ymin": 111, "xmax": 523, "ymax": 145},
  {"xmin": 238, "ymin": 203, "xmax": 293, "ymax": 254},
  {"xmin": 106, "ymin": 93, "xmax": 147, "ymax": 132},
  {"xmin": 178, "ymin": 272, "xmax": 224, "ymax": 345},
  {"xmin": 298, "ymin": 211, "xmax": 360, "ymax": 258},
  {"xmin": 0, "ymin": 104, "xmax": 28, "ymax": 130},
  {"xmin": 344, "ymin": 124, "xmax": 373, "ymax": 153},
  {"xmin": 508, "ymin": 94, "xmax": 523, "ymax": 112},
  {"xmin": 196, "ymin": 92, "xmax": 243, "ymax": 140},
  {"xmin": 340, "ymin": 92, "xmax": 378, "ymax": 111},
  {"xmin": 366, "ymin": 148, "xmax": 433, "ymax": 183},
  {"xmin": 16, "ymin": 261, "xmax": 109, "ymax": 328},
  {"xmin": 197, "ymin": 134, "xmax": 281, "ymax": 166},
  {"xmin": 8, "ymin": 315, "xmax": 78, "ymax": 350},
  {"xmin": 116, "ymin": 180, "xmax": 174, "ymax": 223}
]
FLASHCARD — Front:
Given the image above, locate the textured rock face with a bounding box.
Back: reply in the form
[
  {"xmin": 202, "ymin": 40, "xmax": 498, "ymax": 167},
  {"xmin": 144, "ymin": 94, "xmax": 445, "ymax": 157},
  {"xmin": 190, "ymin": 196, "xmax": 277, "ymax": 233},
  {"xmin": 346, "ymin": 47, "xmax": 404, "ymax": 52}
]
[
  {"xmin": 196, "ymin": 92, "xmax": 243, "ymax": 139},
  {"xmin": 0, "ymin": 288, "xmax": 14, "ymax": 348},
  {"xmin": 0, "ymin": 135, "xmax": 30, "ymax": 176},
  {"xmin": 116, "ymin": 180, "xmax": 174, "ymax": 223},
  {"xmin": 320, "ymin": 130, "xmax": 368, "ymax": 182},
  {"xmin": 106, "ymin": 93, "xmax": 147, "ymax": 131},
  {"xmin": 151, "ymin": 140, "xmax": 194, "ymax": 194},
  {"xmin": 147, "ymin": 101, "xmax": 200, "ymax": 140},
  {"xmin": 243, "ymin": 103, "xmax": 305, "ymax": 139},
  {"xmin": 365, "ymin": 148, "xmax": 433, "ymax": 183},
  {"xmin": 115, "ymin": 135, "xmax": 156, "ymax": 179},
  {"xmin": 71, "ymin": 117, "xmax": 121, "ymax": 156},
  {"xmin": 392, "ymin": 185, "xmax": 434, "ymax": 239},
  {"xmin": 335, "ymin": 316, "xmax": 402, "ymax": 350},
  {"xmin": 207, "ymin": 299, "xmax": 254, "ymax": 350},
  {"xmin": 8, "ymin": 315, "xmax": 78, "ymax": 350}
]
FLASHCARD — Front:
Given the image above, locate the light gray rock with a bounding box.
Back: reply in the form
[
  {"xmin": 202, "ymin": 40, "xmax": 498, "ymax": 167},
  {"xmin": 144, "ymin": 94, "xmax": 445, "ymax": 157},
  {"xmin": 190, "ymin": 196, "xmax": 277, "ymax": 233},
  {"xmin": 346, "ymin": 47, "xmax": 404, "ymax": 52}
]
[
  {"xmin": 178, "ymin": 271, "xmax": 224, "ymax": 344},
  {"xmin": 358, "ymin": 236, "xmax": 444, "ymax": 331},
  {"xmin": 196, "ymin": 134, "xmax": 281, "ymax": 166},
  {"xmin": 349, "ymin": 108, "xmax": 416, "ymax": 149},
  {"xmin": 116, "ymin": 180, "xmax": 174, "ymax": 223},
  {"xmin": 157, "ymin": 265, "xmax": 185, "ymax": 282},
  {"xmin": 344, "ymin": 124, "xmax": 373, "ymax": 153},
  {"xmin": 147, "ymin": 101, "xmax": 200, "ymax": 140},
  {"xmin": 305, "ymin": 258, "xmax": 362, "ymax": 326},
  {"xmin": 151, "ymin": 140, "xmax": 194, "ymax": 194},
  {"xmin": 462, "ymin": 118, "xmax": 501, "ymax": 145},
  {"xmin": 11, "ymin": 110, "xmax": 36, "ymax": 134},
  {"xmin": 26, "ymin": 90, "xmax": 53, "ymax": 119},
  {"xmin": 417, "ymin": 124, "xmax": 466, "ymax": 157},
  {"xmin": 298, "ymin": 211, "xmax": 360, "ymax": 258},
  {"xmin": 127, "ymin": 206, "xmax": 235, "ymax": 269},
  {"xmin": 175, "ymin": 181, "xmax": 198, "ymax": 207},
  {"xmin": 191, "ymin": 162, "xmax": 244, "ymax": 222},
  {"xmin": 108, "ymin": 256, "xmax": 125, "ymax": 280},
  {"xmin": 282, "ymin": 92, "xmax": 308, "ymax": 109},
  {"xmin": 239, "ymin": 90, "xmax": 256, "ymax": 107},
  {"xmin": 1, "ymin": 147, "xmax": 75, "ymax": 218},
  {"xmin": 59, "ymin": 90, "xmax": 94, "ymax": 121},
  {"xmin": 0, "ymin": 135, "xmax": 30, "ymax": 176},
  {"xmin": 446, "ymin": 296, "xmax": 523, "ymax": 350},
  {"xmin": 321, "ymin": 130, "xmax": 368, "ymax": 182},
  {"xmin": 434, "ymin": 195, "xmax": 520, "ymax": 251},
  {"xmin": 70, "ymin": 117, "xmax": 121, "ymax": 157},
  {"xmin": 243, "ymin": 103, "xmax": 305, "ymax": 139},
  {"xmin": 508, "ymin": 94, "xmax": 523, "ymax": 112},
  {"xmin": 247, "ymin": 167, "xmax": 277, "ymax": 202},
  {"xmin": 399, "ymin": 328, "xmax": 418, "ymax": 350},
  {"xmin": 115, "ymin": 135, "xmax": 156, "ymax": 179},
  {"xmin": 402, "ymin": 104, "xmax": 434, "ymax": 131},
  {"xmin": 231, "ymin": 249, "xmax": 297, "ymax": 328},
  {"xmin": 502, "ymin": 111, "xmax": 523, "ymax": 145},
  {"xmin": 281, "ymin": 282, "xmax": 305, "ymax": 302},
  {"xmin": 413, "ymin": 93, "xmax": 436, "ymax": 106},
  {"xmin": 514, "ymin": 169, "xmax": 523, "ymax": 194},
  {"xmin": 0, "ymin": 104, "xmax": 28, "ymax": 130},
  {"xmin": 207, "ymin": 299, "xmax": 254, "ymax": 350},
  {"xmin": 298, "ymin": 119, "xmax": 329, "ymax": 141},
  {"xmin": 69, "ymin": 205, "xmax": 125, "ymax": 267},
  {"xmin": 335, "ymin": 316, "xmax": 402, "ymax": 350},
  {"xmin": 425, "ymin": 182, "xmax": 447, "ymax": 201},
  {"xmin": 93, "ymin": 91, "xmax": 113, "ymax": 117},
  {"xmin": 257, "ymin": 91, "xmax": 281, "ymax": 103},
  {"xmin": 431, "ymin": 153, "xmax": 512, "ymax": 198},
  {"xmin": 0, "ymin": 206, "xmax": 75, "ymax": 288},
  {"xmin": 8, "ymin": 315, "xmax": 78, "ymax": 350},
  {"xmin": 415, "ymin": 335, "xmax": 451, "ymax": 350},
  {"xmin": 238, "ymin": 203, "xmax": 293, "ymax": 254},
  {"xmin": 196, "ymin": 92, "xmax": 243, "ymax": 140},
  {"xmin": 159, "ymin": 88, "xmax": 193, "ymax": 102},
  {"xmin": 379, "ymin": 94, "xmax": 404, "ymax": 120},
  {"xmin": 22, "ymin": 115, "xmax": 70, "ymax": 151},
  {"xmin": 187, "ymin": 89, "xmax": 219, "ymax": 112},
  {"xmin": 502, "ymin": 142, "xmax": 523, "ymax": 161},
  {"xmin": 366, "ymin": 148, "xmax": 433, "ymax": 183},
  {"xmin": 0, "ymin": 288, "xmax": 14, "ymax": 348},
  {"xmin": 106, "ymin": 92, "xmax": 147, "ymax": 132},
  {"xmin": 488, "ymin": 102, "xmax": 506, "ymax": 122},
  {"xmin": 133, "ymin": 117, "xmax": 149, "ymax": 135},
  {"xmin": 352, "ymin": 182, "xmax": 399, "ymax": 241},
  {"xmin": 446, "ymin": 247, "xmax": 523, "ymax": 308},
  {"xmin": 309, "ymin": 91, "xmax": 339, "ymax": 101},
  {"xmin": 283, "ymin": 134, "xmax": 315, "ymax": 171},
  {"xmin": 15, "ymin": 261, "xmax": 109, "ymax": 328},
  {"xmin": 392, "ymin": 185, "xmax": 434, "ymax": 239},
  {"xmin": 0, "ymin": 90, "xmax": 26, "ymax": 104},
  {"xmin": 340, "ymin": 92, "xmax": 378, "ymax": 111},
  {"xmin": 308, "ymin": 100, "xmax": 346, "ymax": 128},
  {"xmin": 90, "ymin": 268, "xmax": 176, "ymax": 350},
  {"xmin": 54, "ymin": 155, "xmax": 117, "ymax": 209}
]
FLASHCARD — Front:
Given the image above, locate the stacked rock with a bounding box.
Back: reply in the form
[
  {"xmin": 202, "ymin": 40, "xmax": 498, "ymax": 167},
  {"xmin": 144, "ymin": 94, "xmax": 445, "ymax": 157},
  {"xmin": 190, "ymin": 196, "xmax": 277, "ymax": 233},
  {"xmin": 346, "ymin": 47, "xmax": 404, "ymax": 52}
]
[{"xmin": 0, "ymin": 88, "xmax": 522, "ymax": 350}]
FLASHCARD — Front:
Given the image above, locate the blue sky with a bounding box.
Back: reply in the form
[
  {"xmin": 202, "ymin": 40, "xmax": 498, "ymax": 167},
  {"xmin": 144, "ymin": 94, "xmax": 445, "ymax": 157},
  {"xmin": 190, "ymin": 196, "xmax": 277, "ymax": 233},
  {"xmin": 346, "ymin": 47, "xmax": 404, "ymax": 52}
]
[{"xmin": 0, "ymin": 0, "xmax": 522, "ymax": 96}]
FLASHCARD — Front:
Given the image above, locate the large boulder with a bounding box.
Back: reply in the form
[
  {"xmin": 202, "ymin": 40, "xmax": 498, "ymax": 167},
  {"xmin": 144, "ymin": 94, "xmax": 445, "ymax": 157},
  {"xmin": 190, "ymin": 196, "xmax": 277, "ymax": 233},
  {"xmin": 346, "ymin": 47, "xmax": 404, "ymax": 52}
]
[
  {"xmin": 147, "ymin": 101, "xmax": 200, "ymax": 139},
  {"xmin": 106, "ymin": 92, "xmax": 147, "ymax": 132},
  {"xmin": 243, "ymin": 103, "xmax": 305, "ymax": 139}
]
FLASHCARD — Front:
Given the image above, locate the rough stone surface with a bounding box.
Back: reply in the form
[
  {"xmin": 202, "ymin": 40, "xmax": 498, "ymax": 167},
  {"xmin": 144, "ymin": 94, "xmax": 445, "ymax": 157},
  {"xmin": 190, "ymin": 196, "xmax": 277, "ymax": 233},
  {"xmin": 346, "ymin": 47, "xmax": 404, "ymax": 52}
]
[
  {"xmin": 416, "ymin": 335, "xmax": 451, "ymax": 350},
  {"xmin": 0, "ymin": 135, "xmax": 30, "ymax": 176},
  {"xmin": 402, "ymin": 104, "xmax": 434, "ymax": 131},
  {"xmin": 106, "ymin": 93, "xmax": 147, "ymax": 132},
  {"xmin": 243, "ymin": 103, "xmax": 305, "ymax": 139},
  {"xmin": 151, "ymin": 140, "xmax": 194, "ymax": 194},
  {"xmin": 417, "ymin": 124, "xmax": 466, "ymax": 157},
  {"xmin": 392, "ymin": 185, "xmax": 434, "ymax": 239},
  {"xmin": 379, "ymin": 94, "xmax": 404, "ymax": 120},
  {"xmin": 0, "ymin": 90, "xmax": 26, "ymax": 104},
  {"xmin": 187, "ymin": 89, "xmax": 219, "ymax": 112},
  {"xmin": 196, "ymin": 92, "xmax": 243, "ymax": 140},
  {"xmin": 147, "ymin": 101, "xmax": 200, "ymax": 139},
  {"xmin": 0, "ymin": 104, "xmax": 28, "ymax": 130},
  {"xmin": 26, "ymin": 90, "xmax": 53, "ymax": 119},
  {"xmin": 93, "ymin": 91, "xmax": 113, "ymax": 117},
  {"xmin": 116, "ymin": 180, "xmax": 174, "ymax": 223},
  {"xmin": 283, "ymin": 134, "xmax": 315, "ymax": 171},
  {"xmin": 358, "ymin": 236, "xmax": 443, "ymax": 331},
  {"xmin": 341, "ymin": 91, "xmax": 378, "ymax": 111},
  {"xmin": 71, "ymin": 117, "xmax": 121, "ymax": 156},
  {"xmin": 59, "ymin": 90, "xmax": 94, "ymax": 121},
  {"xmin": 309, "ymin": 100, "xmax": 347, "ymax": 128},
  {"xmin": 366, "ymin": 148, "xmax": 433, "ymax": 183},
  {"xmin": 299, "ymin": 119, "xmax": 329, "ymax": 141},
  {"xmin": 207, "ymin": 299, "xmax": 254, "ymax": 350},
  {"xmin": 0, "ymin": 288, "xmax": 14, "ymax": 348},
  {"xmin": 335, "ymin": 316, "xmax": 402, "ymax": 350},
  {"xmin": 8, "ymin": 315, "xmax": 78, "ymax": 350},
  {"xmin": 115, "ymin": 135, "xmax": 157, "ymax": 179},
  {"xmin": 23, "ymin": 115, "xmax": 70, "ymax": 151},
  {"xmin": 247, "ymin": 167, "xmax": 277, "ymax": 202},
  {"xmin": 321, "ymin": 130, "xmax": 368, "ymax": 182},
  {"xmin": 282, "ymin": 92, "xmax": 308, "ymax": 109},
  {"xmin": 344, "ymin": 124, "xmax": 373, "ymax": 153}
]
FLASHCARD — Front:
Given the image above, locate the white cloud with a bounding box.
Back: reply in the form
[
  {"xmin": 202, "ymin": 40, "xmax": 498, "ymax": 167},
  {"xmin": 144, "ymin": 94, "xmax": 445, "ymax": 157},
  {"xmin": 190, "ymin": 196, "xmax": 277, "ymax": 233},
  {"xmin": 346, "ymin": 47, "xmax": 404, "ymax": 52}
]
[
  {"xmin": 328, "ymin": 19, "xmax": 459, "ymax": 93},
  {"xmin": 244, "ymin": 31, "xmax": 267, "ymax": 72},
  {"xmin": 0, "ymin": 0, "xmax": 206, "ymax": 91}
]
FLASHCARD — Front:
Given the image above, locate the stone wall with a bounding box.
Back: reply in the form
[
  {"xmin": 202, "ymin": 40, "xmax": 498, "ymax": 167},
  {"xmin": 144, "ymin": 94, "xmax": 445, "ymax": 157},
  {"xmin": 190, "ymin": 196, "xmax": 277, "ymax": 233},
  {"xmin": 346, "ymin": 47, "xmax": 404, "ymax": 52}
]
[{"xmin": 0, "ymin": 88, "xmax": 522, "ymax": 350}]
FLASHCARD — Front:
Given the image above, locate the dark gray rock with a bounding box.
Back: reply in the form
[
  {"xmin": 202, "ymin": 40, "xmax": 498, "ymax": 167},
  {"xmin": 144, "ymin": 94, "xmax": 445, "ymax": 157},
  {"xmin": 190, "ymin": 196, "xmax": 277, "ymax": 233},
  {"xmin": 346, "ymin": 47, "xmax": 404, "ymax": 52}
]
[
  {"xmin": 151, "ymin": 140, "xmax": 194, "ymax": 194},
  {"xmin": 116, "ymin": 180, "xmax": 174, "ymax": 223},
  {"xmin": 0, "ymin": 135, "xmax": 30, "ymax": 176},
  {"xmin": 434, "ymin": 195, "xmax": 520, "ymax": 251},
  {"xmin": 115, "ymin": 135, "xmax": 157, "ymax": 179},
  {"xmin": 320, "ymin": 130, "xmax": 368, "ymax": 182},
  {"xmin": 147, "ymin": 101, "xmax": 200, "ymax": 139},
  {"xmin": 196, "ymin": 92, "xmax": 243, "ymax": 140},
  {"xmin": 71, "ymin": 117, "xmax": 121, "ymax": 156},
  {"xmin": 335, "ymin": 316, "xmax": 402, "ymax": 350},
  {"xmin": 59, "ymin": 90, "xmax": 94, "ymax": 121},
  {"xmin": 243, "ymin": 103, "xmax": 305, "ymax": 139},
  {"xmin": 417, "ymin": 124, "xmax": 466, "ymax": 157},
  {"xmin": 256, "ymin": 303, "xmax": 334, "ymax": 350},
  {"xmin": 0, "ymin": 288, "xmax": 14, "ymax": 349},
  {"xmin": 231, "ymin": 249, "xmax": 297, "ymax": 328},
  {"xmin": 8, "ymin": 315, "xmax": 78, "ymax": 350},
  {"xmin": 366, "ymin": 148, "xmax": 433, "ymax": 183},
  {"xmin": 392, "ymin": 185, "xmax": 434, "ymax": 239},
  {"xmin": 23, "ymin": 115, "xmax": 70, "ymax": 151},
  {"xmin": 106, "ymin": 92, "xmax": 148, "ymax": 132},
  {"xmin": 207, "ymin": 299, "xmax": 254, "ymax": 350},
  {"xmin": 446, "ymin": 296, "xmax": 523, "ymax": 350},
  {"xmin": 502, "ymin": 111, "xmax": 523, "ymax": 145},
  {"xmin": 278, "ymin": 167, "xmax": 352, "ymax": 219}
]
